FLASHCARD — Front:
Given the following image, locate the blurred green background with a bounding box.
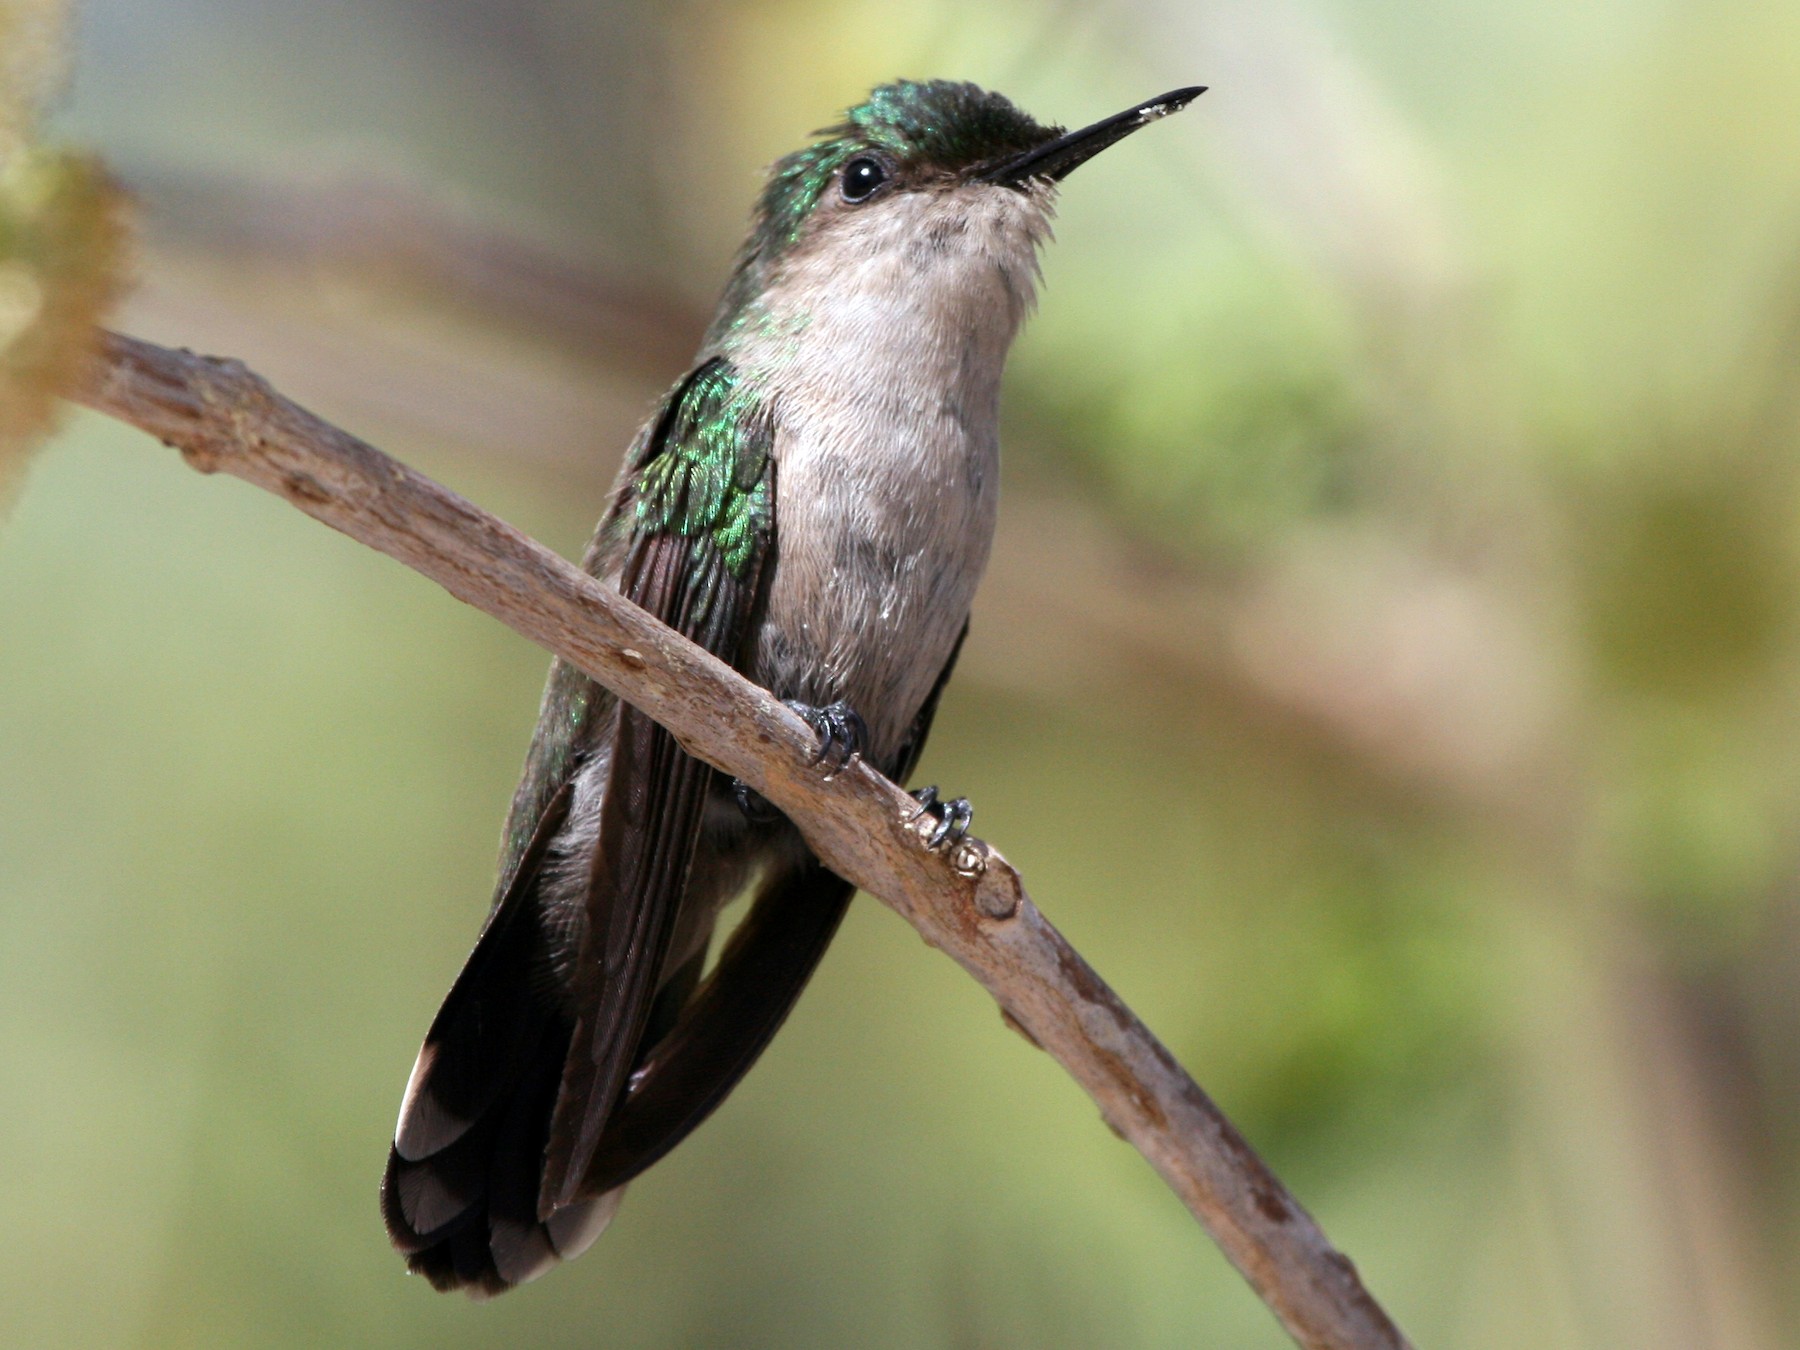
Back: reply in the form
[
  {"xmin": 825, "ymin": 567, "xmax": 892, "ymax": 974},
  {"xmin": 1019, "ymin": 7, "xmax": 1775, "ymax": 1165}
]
[{"xmin": 5, "ymin": 0, "xmax": 1800, "ymax": 1345}]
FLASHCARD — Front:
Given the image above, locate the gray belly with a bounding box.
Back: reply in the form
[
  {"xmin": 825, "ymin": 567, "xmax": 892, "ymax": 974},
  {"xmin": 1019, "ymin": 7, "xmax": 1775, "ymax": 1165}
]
[{"xmin": 748, "ymin": 413, "xmax": 998, "ymax": 770}]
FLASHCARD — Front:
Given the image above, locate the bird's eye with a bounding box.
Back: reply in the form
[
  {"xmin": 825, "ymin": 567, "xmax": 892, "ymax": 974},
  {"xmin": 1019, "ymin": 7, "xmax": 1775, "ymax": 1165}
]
[{"xmin": 840, "ymin": 156, "xmax": 888, "ymax": 203}]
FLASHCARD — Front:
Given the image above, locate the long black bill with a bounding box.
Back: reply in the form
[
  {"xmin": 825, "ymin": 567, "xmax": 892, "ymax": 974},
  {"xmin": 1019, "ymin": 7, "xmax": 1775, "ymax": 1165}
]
[{"xmin": 981, "ymin": 86, "xmax": 1206, "ymax": 187}]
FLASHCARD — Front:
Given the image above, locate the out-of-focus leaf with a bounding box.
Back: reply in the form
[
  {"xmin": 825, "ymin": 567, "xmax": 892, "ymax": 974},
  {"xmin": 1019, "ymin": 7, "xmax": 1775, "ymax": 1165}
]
[
  {"xmin": 0, "ymin": 1, "xmax": 130, "ymax": 505},
  {"xmin": 0, "ymin": 152, "xmax": 130, "ymax": 493}
]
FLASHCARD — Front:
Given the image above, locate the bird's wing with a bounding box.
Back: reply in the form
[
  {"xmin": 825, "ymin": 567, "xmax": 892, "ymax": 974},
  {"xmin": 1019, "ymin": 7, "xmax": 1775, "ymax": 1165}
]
[
  {"xmin": 575, "ymin": 623, "xmax": 971, "ymax": 1194},
  {"xmin": 383, "ymin": 357, "xmax": 774, "ymax": 1289},
  {"xmin": 536, "ymin": 356, "xmax": 777, "ymax": 1216}
]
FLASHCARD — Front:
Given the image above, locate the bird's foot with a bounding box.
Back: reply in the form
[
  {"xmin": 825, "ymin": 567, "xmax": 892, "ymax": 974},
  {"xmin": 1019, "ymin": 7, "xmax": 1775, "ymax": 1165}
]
[
  {"xmin": 907, "ymin": 785, "xmax": 973, "ymax": 850},
  {"xmin": 732, "ymin": 778, "xmax": 782, "ymax": 825},
  {"xmin": 731, "ymin": 700, "xmax": 868, "ymax": 823},
  {"xmin": 785, "ymin": 700, "xmax": 867, "ymax": 779}
]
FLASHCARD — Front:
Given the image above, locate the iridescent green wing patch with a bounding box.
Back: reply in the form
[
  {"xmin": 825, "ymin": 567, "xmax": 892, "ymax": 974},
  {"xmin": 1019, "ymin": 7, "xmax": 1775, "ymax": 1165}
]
[
  {"xmin": 632, "ymin": 359, "xmax": 773, "ymax": 582},
  {"xmin": 492, "ymin": 360, "xmax": 772, "ymax": 903}
]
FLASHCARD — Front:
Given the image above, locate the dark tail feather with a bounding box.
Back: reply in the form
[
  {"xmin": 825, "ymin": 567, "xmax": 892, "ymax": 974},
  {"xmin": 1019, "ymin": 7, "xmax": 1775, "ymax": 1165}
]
[
  {"xmin": 580, "ymin": 860, "xmax": 854, "ymax": 1195},
  {"xmin": 383, "ymin": 811, "xmax": 851, "ymax": 1293},
  {"xmin": 382, "ymin": 1019, "xmax": 618, "ymax": 1296},
  {"xmin": 382, "ymin": 781, "xmax": 618, "ymax": 1296},
  {"xmin": 392, "ymin": 782, "xmax": 571, "ymax": 1165}
]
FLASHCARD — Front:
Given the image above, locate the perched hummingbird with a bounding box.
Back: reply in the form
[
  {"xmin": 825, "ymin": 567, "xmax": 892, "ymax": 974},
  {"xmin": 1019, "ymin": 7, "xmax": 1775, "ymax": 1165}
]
[{"xmin": 382, "ymin": 78, "xmax": 1203, "ymax": 1295}]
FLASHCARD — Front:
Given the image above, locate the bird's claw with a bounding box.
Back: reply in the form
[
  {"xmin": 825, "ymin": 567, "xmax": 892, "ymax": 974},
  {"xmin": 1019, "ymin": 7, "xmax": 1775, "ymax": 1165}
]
[
  {"xmin": 785, "ymin": 700, "xmax": 866, "ymax": 780},
  {"xmin": 734, "ymin": 700, "xmax": 867, "ymax": 822},
  {"xmin": 907, "ymin": 785, "xmax": 974, "ymax": 851}
]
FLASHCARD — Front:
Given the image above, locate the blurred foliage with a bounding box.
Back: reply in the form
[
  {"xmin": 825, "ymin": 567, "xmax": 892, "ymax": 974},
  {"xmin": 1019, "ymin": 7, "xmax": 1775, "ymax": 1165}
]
[
  {"xmin": 0, "ymin": 0, "xmax": 127, "ymax": 504},
  {"xmin": 5, "ymin": 0, "xmax": 1800, "ymax": 1347}
]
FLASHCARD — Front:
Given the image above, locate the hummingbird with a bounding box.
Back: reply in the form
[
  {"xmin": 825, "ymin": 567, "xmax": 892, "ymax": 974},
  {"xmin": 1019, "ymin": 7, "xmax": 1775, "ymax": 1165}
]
[{"xmin": 381, "ymin": 78, "xmax": 1204, "ymax": 1295}]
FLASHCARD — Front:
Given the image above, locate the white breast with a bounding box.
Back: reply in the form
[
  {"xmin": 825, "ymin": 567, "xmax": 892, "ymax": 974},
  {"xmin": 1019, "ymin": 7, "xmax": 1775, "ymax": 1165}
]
[{"xmin": 732, "ymin": 184, "xmax": 1051, "ymax": 764}]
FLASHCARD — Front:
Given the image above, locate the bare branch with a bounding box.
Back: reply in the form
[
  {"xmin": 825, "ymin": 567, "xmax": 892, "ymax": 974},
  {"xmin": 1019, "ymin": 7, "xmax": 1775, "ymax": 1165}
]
[{"xmin": 71, "ymin": 329, "xmax": 1412, "ymax": 1350}]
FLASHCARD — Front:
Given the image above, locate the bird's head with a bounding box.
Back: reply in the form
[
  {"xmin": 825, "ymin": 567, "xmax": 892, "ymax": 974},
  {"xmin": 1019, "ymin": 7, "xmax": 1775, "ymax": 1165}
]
[{"xmin": 710, "ymin": 80, "xmax": 1204, "ymax": 344}]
